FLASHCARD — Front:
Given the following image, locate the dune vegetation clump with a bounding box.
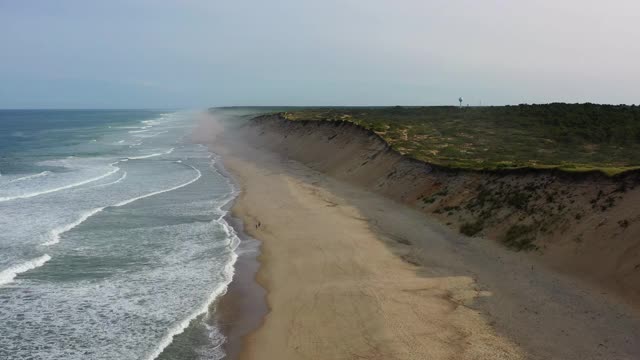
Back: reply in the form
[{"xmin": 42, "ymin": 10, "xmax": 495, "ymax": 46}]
[
  {"xmin": 502, "ymin": 224, "xmax": 538, "ymax": 251},
  {"xmin": 281, "ymin": 103, "xmax": 640, "ymax": 175}
]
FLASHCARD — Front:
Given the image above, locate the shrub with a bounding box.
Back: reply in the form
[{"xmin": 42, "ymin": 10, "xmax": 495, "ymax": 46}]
[
  {"xmin": 503, "ymin": 224, "xmax": 538, "ymax": 251},
  {"xmin": 460, "ymin": 220, "xmax": 484, "ymax": 237},
  {"xmin": 616, "ymin": 182, "xmax": 628, "ymax": 193},
  {"xmin": 507, "ymin": 192, "xmax": 530, "ymax": 210},
  {"xmin": 422, "ymin": 196, "xmax": 436, "ymax": 204}
]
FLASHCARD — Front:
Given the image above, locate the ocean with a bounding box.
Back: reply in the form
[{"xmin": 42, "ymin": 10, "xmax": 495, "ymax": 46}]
[{"xmin": 0, "ymin": 110, "xmax": 239, "ymax": 359}]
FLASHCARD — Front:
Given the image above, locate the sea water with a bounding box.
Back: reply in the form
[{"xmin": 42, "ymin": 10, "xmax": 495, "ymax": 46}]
[{"xmin": 0, "ymin": 110, "xmax": 238, "ymax": 359}]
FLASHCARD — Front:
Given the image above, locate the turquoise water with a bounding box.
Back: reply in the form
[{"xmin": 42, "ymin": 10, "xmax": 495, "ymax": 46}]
[{"xmin": 0, "ymin": 110, "xmax": 238, "ymax": 359}]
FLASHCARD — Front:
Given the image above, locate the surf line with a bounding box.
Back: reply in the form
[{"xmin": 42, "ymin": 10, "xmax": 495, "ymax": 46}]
[
  {"xmin": 127, "ymin": 148, "xmax": 175, "ymax": 160},
  {"xmin": 42, "ymin": 164, "xmax": 201, "ymax": 247},
  {"xmin": 144, "ymin": 217, "xmax": 240, "ymax": 360},
  {"xmin": 0, "ymin": 165, "xmax": 120, "ymax": 202},
  {"xmin": 132, "ymin": 130, "xmax": 168, "ymax": 139},
  {"xmin": 90, "ymin": 171, "xmax": 127, "ymax": 188},
  {"xmin": 6, "ymin": 171, "xmax": 52, "ymax": 184},
  {"xmin": 0, "ymin": 254, "xmax": 52, "ymax": 287}
]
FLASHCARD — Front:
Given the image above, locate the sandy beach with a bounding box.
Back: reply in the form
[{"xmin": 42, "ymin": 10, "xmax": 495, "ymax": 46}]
[
  {"xmin": 216, "ymin": 144, "xmax": 522, "ymax": 359},
  {"xmin": 198, "ymin": 117, "xmax": 640, "ymax": 360}
]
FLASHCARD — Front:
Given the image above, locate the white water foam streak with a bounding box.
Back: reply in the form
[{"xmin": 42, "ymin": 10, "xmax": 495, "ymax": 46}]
[
  {"xmin": 127, "ymin": 127, "xmax": 150, "ymax": 133},
  {"xmin": 127, "ymin": 148, "xmax": 174, "ymax": 160},
  {"xmin": 92, "ymin": 171, "xmax": 127, "ymax": 188},
  {"xmin": 133, "ymin": 131, "xmax": 168, "ymax": 138},
  {"xmin": 41, "ymin": 164, "xmax": 201, "ymax": 247},
  {"xmin": 114, "ymin": 164, "xmax": 200, "ymax": 207},
  {"xmin": 0, "ymin": 166, "xmax": 120, "ymax": 202},
  {"xmin": 6, "ymin": 171, "xmax": 51, "ymax": 184},
  {"xmin": 42, "ymin": 207, "xmax": 106, "ymax": 246},
  {"xmin": 0, "ymin": 254, "xmax": 52, "ymax": 287}
]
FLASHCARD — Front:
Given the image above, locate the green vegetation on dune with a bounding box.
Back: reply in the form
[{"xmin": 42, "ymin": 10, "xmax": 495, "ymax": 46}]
[{"xmin": 278, "ymin": 104, "xmax": 640, "ymax": 175}]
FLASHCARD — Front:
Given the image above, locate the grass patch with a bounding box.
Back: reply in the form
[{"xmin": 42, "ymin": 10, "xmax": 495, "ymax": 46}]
[{"xmin": 277, "ymin": 104, "xmax": 640, "ymax": 175}]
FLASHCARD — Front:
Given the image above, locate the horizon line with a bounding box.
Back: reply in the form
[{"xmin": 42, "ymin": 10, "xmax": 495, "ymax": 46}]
[{"xmin": 2, "ymin": 101, "xmax": 638, "ymax": 111}]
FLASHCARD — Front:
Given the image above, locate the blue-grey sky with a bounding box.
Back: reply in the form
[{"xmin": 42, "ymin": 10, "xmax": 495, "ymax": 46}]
[{"xmin": 1, "ymin": 0, "xmax": 638, "ymax": 108}]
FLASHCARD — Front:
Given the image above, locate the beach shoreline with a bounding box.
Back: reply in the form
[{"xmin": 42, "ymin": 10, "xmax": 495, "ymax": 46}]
[
  {"xmin": 208, "ymin": 157, "xmax": 267, "ymax": 360},
  {"xmin": 214, "ymin": 216, "xmax": 266, "ymax": 360}
]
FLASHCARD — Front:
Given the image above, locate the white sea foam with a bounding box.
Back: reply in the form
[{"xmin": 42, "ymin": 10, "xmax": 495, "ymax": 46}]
[
  {"xmin": 128, "ymin": 153, "xmax": 163, "ymax": 160},
  {"xmin": 145, "ymin": 218, "xmax": 239, "ymax": 360},
  {"xmin": 132, "ymin": 131, "xmax": 168, "ymax": 138},
  {"xmin": 91, "ymin": 171, "xmax": 127, "ymax": 188},
  {"xmin": 0, "ymin": 166, "xmax": 120, "ymax": 202},
  {"xmin": 0, "ymin": 254, "xmax": 52, "ymax": 286},
  {"xmin": 127, "ymin": 148, "xmax": 174, "ymax": 160},
  {"xmin": 115, "ymin": 125, "xmax": 144, "ymax": 129},
  {"xmin": 7, "ymin": 171, "xmax": 51, "ymax": 183},
  {"xmin": 144, "ymin": 159, "xmax": 240, "ymax": 359},
  {"xmin": 0, "ymin": 111, "xmax": 243, "ymax": 358},
  {"xmin": 141, "ymin": 118, "xmax": 165, "ymax": 126},
  {"xmin": 43, "ymin": 207, "xmax": 106, "ymax": 246},
  {"xmin": 114, "ymin": 164, "xmax": 200, "ymax": 207},
  {"xmin": 128, "ymin": 128, "xmax": 150, "ymax": 134},
  {"xmin": 42, "ymin": 165, "xmax": 201, "ymax": 247}
]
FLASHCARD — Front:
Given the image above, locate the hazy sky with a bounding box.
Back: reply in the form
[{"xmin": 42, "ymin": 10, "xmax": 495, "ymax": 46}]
[{"xmin": 1, "ymin": 0, "xmax": 638, "ymax": 108}]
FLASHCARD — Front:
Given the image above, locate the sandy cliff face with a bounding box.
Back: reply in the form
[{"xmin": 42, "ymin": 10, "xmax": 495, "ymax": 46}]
[{"xmin": 235, "ymin": 115, "xmax": 640, "ymax": 306}]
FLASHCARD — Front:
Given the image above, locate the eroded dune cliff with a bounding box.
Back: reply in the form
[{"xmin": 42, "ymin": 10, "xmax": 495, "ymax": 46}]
[{"xmin": 237, "ymin": 115, "xmax": 640, "ymax": 306}]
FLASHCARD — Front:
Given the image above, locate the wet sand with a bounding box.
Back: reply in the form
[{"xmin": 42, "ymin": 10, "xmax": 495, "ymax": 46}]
[
  {"xmin": 214, "ymin": 221, "xmax": 266, "ymax": 360},
  {"xmin": 210, "ymin": 160, "xmax": 267, "ymax": 360}
]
